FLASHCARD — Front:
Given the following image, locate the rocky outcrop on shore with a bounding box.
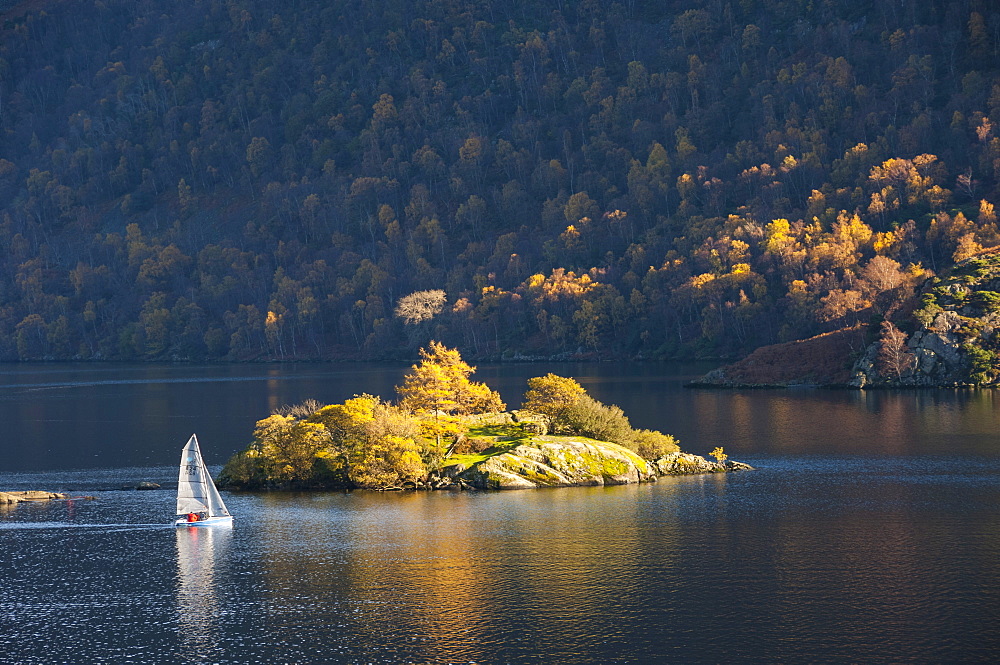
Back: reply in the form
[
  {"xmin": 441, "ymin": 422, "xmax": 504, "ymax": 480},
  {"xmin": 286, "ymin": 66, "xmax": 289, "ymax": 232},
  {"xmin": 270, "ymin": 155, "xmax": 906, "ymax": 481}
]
[
  {"xmin": 849, "ymin": 251, "xmax": 1000, "ymax": 387},
  {"xmin": 454, "ymin": 437, "xmax": 751, "ymax": 490},
  {"xmin": 695, "ymin": 253, "xmax": 1000, "ymax": 389},
  {"xmin": 849, "ymin": 311, "xmax": 974, "ymax": 387},
  {"xmin": 693, "ymin": 314, "xmax": 983, "ymax": 389},
  {"xmin": 0, "ymin": 491, "xmax": 69, "ymax": 504}
]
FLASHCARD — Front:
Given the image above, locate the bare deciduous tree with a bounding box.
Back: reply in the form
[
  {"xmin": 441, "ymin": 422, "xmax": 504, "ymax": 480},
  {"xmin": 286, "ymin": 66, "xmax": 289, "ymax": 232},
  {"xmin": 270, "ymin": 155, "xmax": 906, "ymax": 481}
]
[
  {"xmin": 877, "ymin": 320, "xmax": 914, "ymax": 381},
  {"xmin": 395, "ymin": 289, "xmax": 447, "ymax": 324},
  {"xmin": 273, "ymin": 399, "xmax": 323, "ymax": 417}
]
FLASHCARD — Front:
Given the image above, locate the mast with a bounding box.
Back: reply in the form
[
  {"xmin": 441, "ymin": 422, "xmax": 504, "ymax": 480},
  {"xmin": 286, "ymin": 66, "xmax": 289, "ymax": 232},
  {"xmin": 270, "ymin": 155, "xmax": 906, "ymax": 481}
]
[{"xmin": 176, "ymin": 434, "xmax": 230, "ymax": 517}]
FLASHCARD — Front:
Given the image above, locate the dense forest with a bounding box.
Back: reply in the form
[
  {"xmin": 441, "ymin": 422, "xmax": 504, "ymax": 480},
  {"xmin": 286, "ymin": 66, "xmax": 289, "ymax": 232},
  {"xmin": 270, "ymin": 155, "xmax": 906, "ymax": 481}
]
[{"xmin": 0, "ymin": 0, "xmax": 998, "ymax": 361}]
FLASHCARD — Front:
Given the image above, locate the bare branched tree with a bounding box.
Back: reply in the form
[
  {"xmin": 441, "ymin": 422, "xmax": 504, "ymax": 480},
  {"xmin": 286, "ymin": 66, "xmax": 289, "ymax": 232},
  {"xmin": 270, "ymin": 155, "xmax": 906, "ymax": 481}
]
[
  {"xmin": 395, "ymin": 289, "xmax": 447, "ymax": 324},
  {"xmin": 877, "ymin": 321, "xmax": 914, "ymax": 381},
  {"xmin": 273, "ymin": 399, "xmax": 323, "ymax": 417}
]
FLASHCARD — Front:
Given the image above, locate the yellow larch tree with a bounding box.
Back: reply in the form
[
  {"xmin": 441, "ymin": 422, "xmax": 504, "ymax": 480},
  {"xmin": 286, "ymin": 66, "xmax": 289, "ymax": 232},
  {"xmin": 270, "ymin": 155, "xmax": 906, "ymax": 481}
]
[
  {"xmin": 396, "ymin": 341, "xmax": 505, "ymax": 452},
  {"xmin": 396, "ymin": 341, "xmax": 505, "ymax": 416}
]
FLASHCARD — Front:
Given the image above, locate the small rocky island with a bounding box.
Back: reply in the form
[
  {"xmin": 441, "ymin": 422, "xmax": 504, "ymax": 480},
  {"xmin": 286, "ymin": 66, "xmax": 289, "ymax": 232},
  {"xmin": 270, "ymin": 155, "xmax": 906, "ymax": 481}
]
[{"xmin": 219, "ymin": 342, "xmax": 750, "ymax": 492}]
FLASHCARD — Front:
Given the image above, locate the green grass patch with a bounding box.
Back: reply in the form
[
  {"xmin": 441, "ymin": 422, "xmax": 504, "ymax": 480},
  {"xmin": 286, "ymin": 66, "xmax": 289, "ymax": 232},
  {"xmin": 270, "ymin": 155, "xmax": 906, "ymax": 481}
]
[
  {"xmin": 467, "ymin": 422, "xmax": 530, "ymax": 438},
  {"xmin": 439, "ymin": 427, "xmax": 529, "ymax": 471},
  {"xmin": 445, "ymin": 452, "xmax": 495, "ymax": 468}
]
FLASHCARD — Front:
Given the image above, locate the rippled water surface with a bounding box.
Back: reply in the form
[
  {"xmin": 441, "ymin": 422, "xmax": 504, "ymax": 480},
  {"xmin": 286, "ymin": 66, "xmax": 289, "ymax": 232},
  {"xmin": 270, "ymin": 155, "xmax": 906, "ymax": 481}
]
[{"xmin": 2, "ymin": 363, "xmax": 999, "ymax": 663}]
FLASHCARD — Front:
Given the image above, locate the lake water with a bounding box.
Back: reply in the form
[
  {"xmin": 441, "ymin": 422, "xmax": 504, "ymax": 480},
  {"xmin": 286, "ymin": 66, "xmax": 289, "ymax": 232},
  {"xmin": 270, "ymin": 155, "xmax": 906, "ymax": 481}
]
[{"xmin": 1, "ymin": 362, "xmax": 998, "ymax": 663}]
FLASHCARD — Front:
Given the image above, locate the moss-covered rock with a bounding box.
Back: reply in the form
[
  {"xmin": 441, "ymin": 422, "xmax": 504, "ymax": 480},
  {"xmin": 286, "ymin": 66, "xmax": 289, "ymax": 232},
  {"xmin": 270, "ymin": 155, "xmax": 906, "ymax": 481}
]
[
  {"xmin": 458, "ymin": 436, "xmax": 651, "ymax": 489},
  {"xmin": 454, "ymin": 436, "xmax": 748, "ymax": 489}
]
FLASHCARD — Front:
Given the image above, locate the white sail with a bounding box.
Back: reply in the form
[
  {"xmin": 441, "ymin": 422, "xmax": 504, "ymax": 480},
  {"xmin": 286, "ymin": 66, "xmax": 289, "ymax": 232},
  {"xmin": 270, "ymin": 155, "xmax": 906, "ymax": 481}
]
[{"xmin": 176, "ymin": 434, "xmax": 230, "ymax": 518}]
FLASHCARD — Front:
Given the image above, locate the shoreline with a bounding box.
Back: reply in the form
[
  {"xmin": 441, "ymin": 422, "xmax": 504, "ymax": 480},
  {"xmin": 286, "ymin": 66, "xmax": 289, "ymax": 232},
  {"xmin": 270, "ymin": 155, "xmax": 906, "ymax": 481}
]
[{"xmin": 220, "ymin": 448, "xmax": 754, "ymax": 493}]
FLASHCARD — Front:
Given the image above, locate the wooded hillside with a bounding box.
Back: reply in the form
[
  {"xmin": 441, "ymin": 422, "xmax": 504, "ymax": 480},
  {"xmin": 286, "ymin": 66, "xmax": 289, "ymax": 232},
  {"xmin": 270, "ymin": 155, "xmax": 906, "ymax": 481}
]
[{"xmin": 0, "ymin": 0, "xmax": 997, "ymax": 360}]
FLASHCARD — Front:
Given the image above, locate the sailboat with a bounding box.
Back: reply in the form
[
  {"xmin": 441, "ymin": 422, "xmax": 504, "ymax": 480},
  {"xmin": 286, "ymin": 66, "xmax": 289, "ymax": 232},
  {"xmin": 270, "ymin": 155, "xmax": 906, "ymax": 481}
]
[{"xmin": 174, "ymin": 434, "xmax": 233, "ymax": 527}]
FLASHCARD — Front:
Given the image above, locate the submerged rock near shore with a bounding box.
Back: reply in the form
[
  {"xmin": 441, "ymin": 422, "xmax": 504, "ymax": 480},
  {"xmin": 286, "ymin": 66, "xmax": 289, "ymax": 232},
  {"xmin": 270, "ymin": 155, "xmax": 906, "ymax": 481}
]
[
  {"xmin": 452, "ymin": 437, "xmax": 751, "ymax": 490},
  {"xmin": 0, "ymin": 491, "xmax": 69, "ymax": 505}
]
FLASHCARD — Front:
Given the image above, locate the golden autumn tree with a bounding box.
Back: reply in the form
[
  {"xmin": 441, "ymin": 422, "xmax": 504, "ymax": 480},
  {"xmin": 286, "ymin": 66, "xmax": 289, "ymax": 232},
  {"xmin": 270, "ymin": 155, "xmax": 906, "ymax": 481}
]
[
  {"xmin": 311, "ymin": 394, "xmax": 380, "ymax": 451},
  {"xmin": 397, "ymin": 341, "xmax": 505, "ymax": 450},
  {"xmin": 397, "ymin": 341, "xmax": 505, "ymax": 415},
  {"xmin": 248, "ymin": 414, "xmax": 334, "ymax": 484},
  {"xmin": 222, "ymin": 396, "xmax": 426, "ymax": 490},
  {"xmin": 310, "ymin": 395, "xmax": 424, "ymax": 489},
  {"xmin": 522, "ymin": 373, "xmax": 586, "ymax": 423}
]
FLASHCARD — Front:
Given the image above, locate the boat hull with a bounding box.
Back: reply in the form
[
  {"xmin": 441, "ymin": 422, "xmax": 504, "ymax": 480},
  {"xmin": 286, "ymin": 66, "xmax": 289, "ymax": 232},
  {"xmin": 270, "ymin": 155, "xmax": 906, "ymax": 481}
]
[{"xmin": 174, "ymin": 515, "xmax": 233, "ymax": 527}]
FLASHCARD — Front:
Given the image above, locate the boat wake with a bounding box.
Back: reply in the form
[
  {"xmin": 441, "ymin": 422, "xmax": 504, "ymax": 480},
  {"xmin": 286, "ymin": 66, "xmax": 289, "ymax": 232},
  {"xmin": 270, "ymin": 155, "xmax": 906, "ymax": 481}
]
[{"xmin": 0, "ymin": 522, "xmax": 172, "ymax": 531}]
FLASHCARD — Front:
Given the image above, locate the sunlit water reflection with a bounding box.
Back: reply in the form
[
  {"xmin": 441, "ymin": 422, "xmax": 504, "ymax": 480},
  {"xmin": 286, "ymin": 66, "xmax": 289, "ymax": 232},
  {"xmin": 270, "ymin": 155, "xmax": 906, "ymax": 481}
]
[
  {"xmin": 176, "ymin": 524, "xmax": 232, "ymax": 662},
  {"xmin": 2, "ymin": 364, "xmax": 1000, "ymax": 662},
  {"xmin": 1, "ymin": 457, "xmax": 998, "ymax": 663}
]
